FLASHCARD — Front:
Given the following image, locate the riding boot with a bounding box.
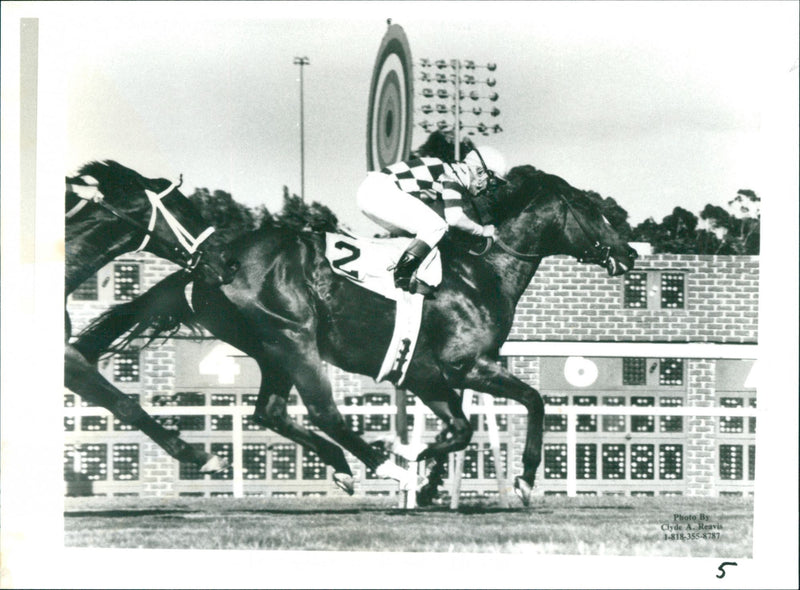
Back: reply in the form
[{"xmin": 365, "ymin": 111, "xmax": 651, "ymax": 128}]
[{"xmin": 392, "ymin": 239, "xmax": 432, "ymax": 291}]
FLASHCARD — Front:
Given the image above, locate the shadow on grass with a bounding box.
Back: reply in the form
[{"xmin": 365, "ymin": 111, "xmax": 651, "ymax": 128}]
[{"xmin": 64, "ymin": 503, "xmax": 555, "ymax": 519}]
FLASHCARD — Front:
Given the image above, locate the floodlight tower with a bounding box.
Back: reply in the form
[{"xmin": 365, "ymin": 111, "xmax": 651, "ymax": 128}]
[{"xmin": 416, "ymin": 58, "xmax": 501, "ymax": 159}]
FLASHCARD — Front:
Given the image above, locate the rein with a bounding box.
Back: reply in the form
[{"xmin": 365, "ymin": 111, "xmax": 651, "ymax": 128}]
[
  {"xmin": 470, "ymin": 193, "xmax": 610, "ymax": 265},
  {"xmin": 66, "ymin": 175, "xmax": 215, "ymax": 271},
  {"xmin": 465, "ymin": 233, "xmax": 540, "ymax": 262},
  {"xmin": 493, "ymin": 236, "xmax": 541, "ymax": 261}
]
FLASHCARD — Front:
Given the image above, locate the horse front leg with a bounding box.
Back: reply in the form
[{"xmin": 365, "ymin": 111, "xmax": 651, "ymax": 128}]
[
  {"xmin": 461, "ymin": 356, "xmax": 545, "ymax": 506},
  {"xmin": 250, "ymin": 363, "xmax": 356, "ymax": 494},
  {"xmin": 65, "ymin": 344, "xmax": 227, "ymax": 472}
]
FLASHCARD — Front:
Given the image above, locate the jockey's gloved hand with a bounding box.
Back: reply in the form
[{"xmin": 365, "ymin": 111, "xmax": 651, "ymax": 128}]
[{"xmin": 481, "ymin": 225, "xmax": 496, "ymax": 238}]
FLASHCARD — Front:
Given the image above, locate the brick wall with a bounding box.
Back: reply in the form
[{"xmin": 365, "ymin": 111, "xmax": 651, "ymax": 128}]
[
  {"xmin": 140, "ymin": 441, "xmax": 177, "ymax": 497},
  {"xmin": 507, "ymin": 357, "xmax": 538, "ymax": 479},
  {"xmin": 509, "ymin": 254, "xmax": 759, "ymax": 343},
  {"xmin": 685, "ymin": 359, "xmax": 717, "ymax": 496}
]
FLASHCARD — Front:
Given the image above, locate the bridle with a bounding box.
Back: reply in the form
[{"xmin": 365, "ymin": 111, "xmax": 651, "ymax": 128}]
[
  {"xmin": 66, "ymin": 174, "xmax": 215, "ymax": 272},
  {"xmin": 558, "ymin": 195, "xmax": 612, "ymax": 266},
  {"xmin": 471, "ymin": 193, "xmax": 612, "ymax": 266}
]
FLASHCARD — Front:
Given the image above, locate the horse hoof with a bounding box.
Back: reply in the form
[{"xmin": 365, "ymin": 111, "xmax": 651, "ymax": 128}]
[
  {"xmin": 416, "ymin": 447, "xmax": 435, "ymax": 462},
  {"xmin": 513, "ymin": 476, "xmax": 533, "ymax": 507},
  {"xmin": 200, "ymin": 454, "xmax": 229, "ymax": 473},
  {"xmin": 375, "ymin": 460, "xmax": 422, "ymax": 491},
  {"xmin": 416, "ymin": 483, "xmax": 439, "ymax": 507},
  {"xmin": 333, "ymin": 472, "xmax": 355, "ymax": 495},
  {"xmin": 393, "ymin": 441, "xmax": 427, "ymax": 462}
]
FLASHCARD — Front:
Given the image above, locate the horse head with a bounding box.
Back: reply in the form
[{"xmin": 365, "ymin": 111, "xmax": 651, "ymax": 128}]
[
  {"xmin": 485, "ymin": 165, "xmax": 638, "ymax": 276},
  {"xmin": 66, "ymin": 160, "xmax": 236, "ymax": 286}
]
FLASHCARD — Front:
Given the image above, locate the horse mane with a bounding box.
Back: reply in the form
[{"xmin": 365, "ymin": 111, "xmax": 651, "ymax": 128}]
[
  {"xmin": 479, "ymin": 164, "xmax": 546, "ymax": 223},
  {"xmin": 411, "ymin": 130, "xmax": 474, "ymax": 163},
  {"xmin": 490, "ymin": 164, "xmax": 603, "ymax": 222},
  {"xmin": 77, "ymin": 160, "xmax": 138, "ymax": 186},
  {"xmin": 73, "ymin": 160, "xmax": 170, "ymax": 208}
]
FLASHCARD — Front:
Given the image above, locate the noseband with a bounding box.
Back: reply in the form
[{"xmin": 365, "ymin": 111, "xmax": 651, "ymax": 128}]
[{"xmin": 66, "ymin": 174, "xmax": 215, "ymax": 272}]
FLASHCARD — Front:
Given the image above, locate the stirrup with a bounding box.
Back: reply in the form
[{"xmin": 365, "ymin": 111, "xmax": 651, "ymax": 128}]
[
  {"xmin": 393, "ymin": 266, "xmax": 417, "ymax": 290},
  {"xmin": 409, "ymin": 277, "xmax": 435, "ymax": 297}
]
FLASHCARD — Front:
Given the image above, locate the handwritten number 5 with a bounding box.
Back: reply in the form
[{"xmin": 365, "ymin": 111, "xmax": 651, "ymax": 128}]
[{"xmin": 716, "ymin": 561, "xmax": 737, "ymax": 579}]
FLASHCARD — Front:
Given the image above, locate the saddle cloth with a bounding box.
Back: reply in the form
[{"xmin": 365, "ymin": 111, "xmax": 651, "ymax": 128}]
[
  {"xmin": 324, "ymin": 233, "xmax": 441, "ymax": 300},
  {"xmin": 324, "ymin": 232, "xmax": 442, "ymax": 385}
]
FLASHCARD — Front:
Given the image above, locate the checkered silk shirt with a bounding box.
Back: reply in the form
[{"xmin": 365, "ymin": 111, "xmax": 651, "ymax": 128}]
[{"xmin": 380, "ymin": 157, "xmax": 473, "ymax": 221}]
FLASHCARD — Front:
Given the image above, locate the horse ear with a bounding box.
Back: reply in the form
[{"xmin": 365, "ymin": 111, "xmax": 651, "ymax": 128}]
[{"xmin": 143, "ymin": 177, "xmax": 173, "ymax": 194}]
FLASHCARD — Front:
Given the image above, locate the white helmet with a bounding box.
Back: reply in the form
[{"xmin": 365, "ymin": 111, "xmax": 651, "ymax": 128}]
[{"xmin": 464, "ymin": 146, "xmax": 508, "ymax": 180}]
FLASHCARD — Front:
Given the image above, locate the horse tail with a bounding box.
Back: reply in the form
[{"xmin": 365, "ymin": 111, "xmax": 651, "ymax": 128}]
[{"xmin": 74, "ymin": 271, "xmax": 202, "ymax": 363}]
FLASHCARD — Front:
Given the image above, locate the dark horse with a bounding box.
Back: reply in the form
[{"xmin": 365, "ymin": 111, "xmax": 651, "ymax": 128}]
[
  {"xmin": 65, "ymin": 160, "xmax": 236, "ymax": 472},
  {"xmin": 77, "ymin": 164, "xmax": 637, "ymax": 504}
]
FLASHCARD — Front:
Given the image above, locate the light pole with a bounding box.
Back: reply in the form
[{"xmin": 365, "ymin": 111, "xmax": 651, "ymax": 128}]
[{"xmin": 293, "ymin": 56, "xmax": 310, "ymax": 200}]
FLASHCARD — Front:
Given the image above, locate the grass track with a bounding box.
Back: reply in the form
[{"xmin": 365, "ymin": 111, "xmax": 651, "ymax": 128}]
[{"xmin": 65, "ymin": 495, "xmax": 753, "ymax": 556}]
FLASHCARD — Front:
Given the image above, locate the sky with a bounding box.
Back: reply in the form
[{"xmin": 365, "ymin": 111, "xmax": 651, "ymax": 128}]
[{"xmin": 42, "ymin": 1, "xmax": 800, "ymax": 235}]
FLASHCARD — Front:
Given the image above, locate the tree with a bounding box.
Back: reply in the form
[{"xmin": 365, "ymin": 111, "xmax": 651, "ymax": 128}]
[
  {"xmin": 630, "ymin": 190, "xmax": 760, "ymax": 255},
  {"xmin": 660, "ymin": 207, "xmax": 700, "ymax": 253},
  {"xmin": 632, "ymin": 207, "xmax": 725, "ymax": 254},
  {"xmin": 188, "ymin": 188, "xmax": 272, "ymax": 243},
  {"xmin": 726, "ymin": 189, "xmax": 760, "ymax": 254},
  {"xmin": 276, "ymin": 186, "xmax": 339, "ymax": 232},
  {"xmin": 699, "ymin": 190, "xmax": 760, "ymax": 254}
]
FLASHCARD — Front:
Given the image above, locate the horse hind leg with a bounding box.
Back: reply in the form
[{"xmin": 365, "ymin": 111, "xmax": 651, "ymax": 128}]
[
  {"xmin": 414, "ymin": 397, "xmax": 473, "ymax": 462},
  {"xmin": 251, "ymin": 364, "xmax": 355, "ymax": 494},
  {"xmin": 65, "ymin": 344, "xmax": 227, "ymax": 473},
  {"xmin": 416, "ymin": 428, "xmax": 456, "ymax": 507},
  {"xmin": 407, "ymin": 393, "xmax": 474, "ymax": 506},
  {"xmin": 284, "ymin": 347, "xmax": 423, "ymax": 488}
]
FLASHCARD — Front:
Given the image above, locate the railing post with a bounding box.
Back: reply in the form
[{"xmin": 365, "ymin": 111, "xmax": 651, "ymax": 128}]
[
  {"xmin": 450, "ymin": 390, "xmax": 474, "ymax": 509},
  {"xmin": 232, "ymin": 406, "xmax": 244, "ymax": 498},
  {"xmin": 566, "ymin": 410, "xmax": 577, "ymax": 497},
  {"xmin": 395, "ymin": 388, "xmax": 415, "ymax": 508},
  {"xmin": 482, "ymin": 393, "xmax": 509, "ymax": 507}
]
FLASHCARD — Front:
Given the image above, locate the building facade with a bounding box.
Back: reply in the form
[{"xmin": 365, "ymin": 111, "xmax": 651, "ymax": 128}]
[{"xmin": 65, "ymin": 251, "xmax": 759, "ymax": 498}]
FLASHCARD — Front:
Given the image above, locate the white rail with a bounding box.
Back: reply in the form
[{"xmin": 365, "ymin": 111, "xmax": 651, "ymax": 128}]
[
  {"xmin": 64, "ymin": 401, "xmax": 758, "ymax": 498},
  {"xmin": 63, "ymin": 404, "xmax": 759, "ymax": 417}
]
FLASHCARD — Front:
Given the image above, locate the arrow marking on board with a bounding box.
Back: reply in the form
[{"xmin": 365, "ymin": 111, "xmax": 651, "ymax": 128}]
[{"xmin": 199, "ymin": 343, "xmax": 242, "ymax": 384}]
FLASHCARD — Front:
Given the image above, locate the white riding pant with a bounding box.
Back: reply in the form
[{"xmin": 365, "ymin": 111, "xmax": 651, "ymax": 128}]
[{"xmin": 356, "ymin": 172, "xmax": 448, "ymax": 249}]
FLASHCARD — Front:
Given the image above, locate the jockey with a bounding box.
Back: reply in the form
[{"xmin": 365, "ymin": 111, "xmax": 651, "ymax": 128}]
[{"xmin": 357, "ymin": 146, "xmax": 508, "ymax": 292}]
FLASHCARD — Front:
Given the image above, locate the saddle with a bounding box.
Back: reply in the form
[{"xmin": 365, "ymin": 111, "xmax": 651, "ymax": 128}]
[{"xmin": 324, "ymin": 232, "xmax": 443, "ymax": 385}]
